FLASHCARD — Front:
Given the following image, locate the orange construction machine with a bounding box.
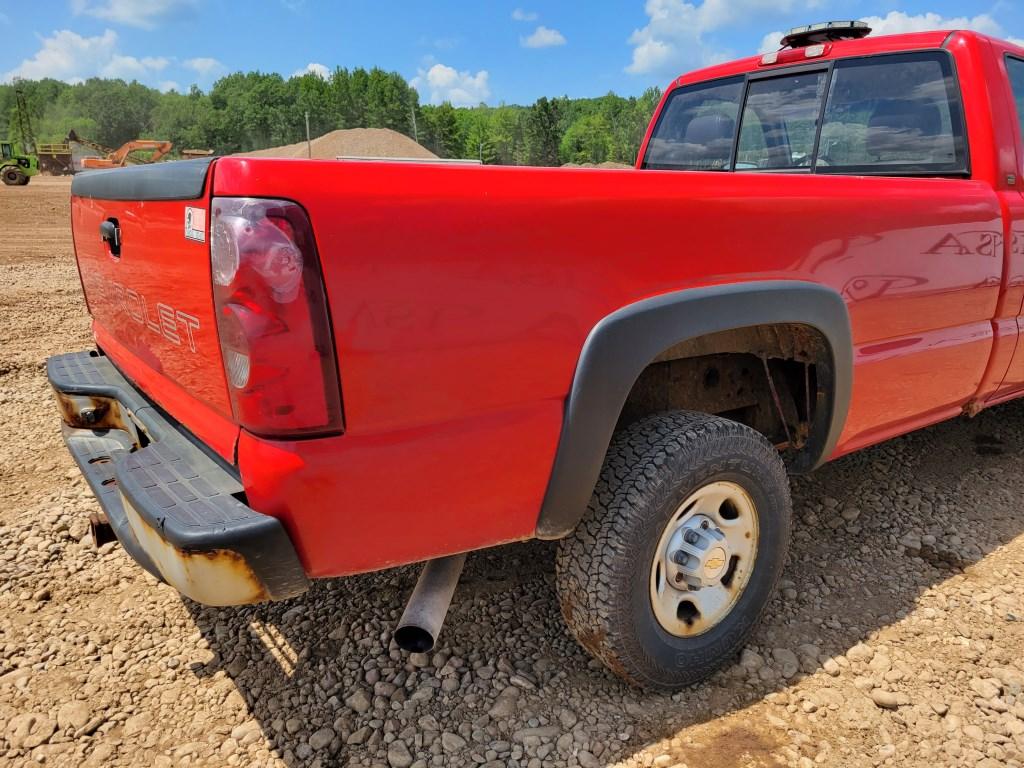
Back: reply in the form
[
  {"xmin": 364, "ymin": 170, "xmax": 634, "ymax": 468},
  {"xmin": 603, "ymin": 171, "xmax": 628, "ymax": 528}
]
[{"xmin": 79, "ymin": 138, "xmax": 174, "ymax": 169}]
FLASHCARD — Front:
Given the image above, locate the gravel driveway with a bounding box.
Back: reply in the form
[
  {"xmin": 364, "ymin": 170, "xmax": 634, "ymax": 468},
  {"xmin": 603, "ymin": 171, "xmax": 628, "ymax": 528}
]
[{"xmin": 3, "ymin": 179, "xmax": 1024, "ymax": 768}]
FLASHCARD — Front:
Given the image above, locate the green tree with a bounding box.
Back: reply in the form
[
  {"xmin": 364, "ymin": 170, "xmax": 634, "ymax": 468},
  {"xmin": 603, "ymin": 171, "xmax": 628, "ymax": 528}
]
[
  {"xmin": 422, "ymin": 102, "xmax": 461, "ymax": 158},
  {"xmin": 560, "ymin": 114, "xmax": 615, "ymax": 164},
  {"xmin": 288, "ymin": 71, "xmax": 334, "ymax": 141},
  {"xmin": 71, "ymin": 78, "xmax": 158, "ymax": 147},
  {"xmin": 488, "ymin": 105, "xmax": 526, "ymax": 165},
  {"xmin": 0, "ymin": 69, "xmax": 665, "ymax": 163},
  {"xmin": 526, "ymin": 97, "xmax": 562, "ymax": 166},
  {"xmin": 461, "ymin": 110, "xmax": 497, "ymax": 163},
  {"xmin": 366, "ymin": 69, "xmax": 416, "ymax": 132},
  {"xmin": 149, "ymin": 86, "xmax": 214, "ymax": 150}
]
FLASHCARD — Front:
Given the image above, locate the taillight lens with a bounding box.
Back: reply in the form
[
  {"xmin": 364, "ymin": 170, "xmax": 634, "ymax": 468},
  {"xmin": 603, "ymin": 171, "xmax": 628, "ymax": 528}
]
[{"xmin": 211, "ymin": 197, "xmax": 343, "ymax": 437}]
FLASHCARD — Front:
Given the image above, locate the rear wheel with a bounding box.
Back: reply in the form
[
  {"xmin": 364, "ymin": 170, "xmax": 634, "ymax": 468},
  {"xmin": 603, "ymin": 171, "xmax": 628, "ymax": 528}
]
[
  {"xmin": 2, "ymin": 167, "xmax": 26, "ymax": 186},
  {"xmin": 555, "ymin": 411, "xmax": 791, "ymax": 691}
]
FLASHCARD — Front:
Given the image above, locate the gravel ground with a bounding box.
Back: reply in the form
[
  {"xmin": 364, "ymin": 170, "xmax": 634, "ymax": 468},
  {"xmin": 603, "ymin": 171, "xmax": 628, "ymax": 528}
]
[{"xmin": 4, "ymin": 177, "xmax": 1024, "ymax": 768}]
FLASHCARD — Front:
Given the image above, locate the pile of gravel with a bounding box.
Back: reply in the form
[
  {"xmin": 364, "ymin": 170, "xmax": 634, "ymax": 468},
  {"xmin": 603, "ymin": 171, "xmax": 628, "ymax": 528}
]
[{"xmin": 237, "ymin": 129, "xmax": 437, "ymax": 161}]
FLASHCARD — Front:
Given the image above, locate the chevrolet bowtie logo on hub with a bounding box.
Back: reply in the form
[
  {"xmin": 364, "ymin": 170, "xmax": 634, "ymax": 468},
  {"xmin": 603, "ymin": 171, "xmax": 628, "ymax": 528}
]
[{"xmin": 703, "ymin": 548, "xmax": 727, "ymax": 580}]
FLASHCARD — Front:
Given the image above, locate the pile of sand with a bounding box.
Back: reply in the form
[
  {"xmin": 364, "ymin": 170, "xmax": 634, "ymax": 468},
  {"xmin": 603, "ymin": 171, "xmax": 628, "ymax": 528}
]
[
  {"xmin": 561, "ymin": 161, "xmax": 635, "ymax": 169},
  {"xmin": 238, "ymin": 128, "xmax": 437, "ymax": 160}
]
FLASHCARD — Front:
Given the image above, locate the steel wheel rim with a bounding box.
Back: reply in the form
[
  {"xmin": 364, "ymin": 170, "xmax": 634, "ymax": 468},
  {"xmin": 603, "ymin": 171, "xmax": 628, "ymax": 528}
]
[{"xmin": 649, "ymin": 480, "xmax": 759, "ymax": 637}]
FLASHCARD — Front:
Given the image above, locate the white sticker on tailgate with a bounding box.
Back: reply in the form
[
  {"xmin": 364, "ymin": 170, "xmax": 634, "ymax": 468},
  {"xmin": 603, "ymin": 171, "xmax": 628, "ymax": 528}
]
[{"xmin": 184, "ymin": 207, "xmax": 206, "ymax": 243}]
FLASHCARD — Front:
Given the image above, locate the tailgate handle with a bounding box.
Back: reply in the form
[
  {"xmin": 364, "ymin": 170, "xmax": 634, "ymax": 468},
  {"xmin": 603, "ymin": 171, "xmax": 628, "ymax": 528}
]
[{"xmin": 100, "ymin": 219, "xmax": 121, "ymax": 256}]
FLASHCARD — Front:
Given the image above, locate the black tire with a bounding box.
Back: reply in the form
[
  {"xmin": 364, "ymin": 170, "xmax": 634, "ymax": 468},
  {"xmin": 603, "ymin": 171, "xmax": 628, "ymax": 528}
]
[
  {"xmin": 2, "ymin": 167, "xmax": 26, "ymax": 186},
  {"xmin": 18, "ymin": 173, "xmax": 30, "ymax": 186},
  {"xmin": 555, "ymin": 411, "xmax": 791, "ymax": 691}
]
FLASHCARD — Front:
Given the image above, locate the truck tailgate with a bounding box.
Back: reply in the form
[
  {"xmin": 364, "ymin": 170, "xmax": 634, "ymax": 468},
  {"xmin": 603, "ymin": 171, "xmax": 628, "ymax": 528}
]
[{"xmin": 70, "ymin": 159, "xmax": 238, "ymax": 460}]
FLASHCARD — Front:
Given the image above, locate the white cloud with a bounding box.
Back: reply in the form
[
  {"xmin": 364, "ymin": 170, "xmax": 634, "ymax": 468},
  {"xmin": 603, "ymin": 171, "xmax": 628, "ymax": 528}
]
[
  {"xmin": 758, "ymin": 31, "xmax": 784, "ymax": 54},
  {"xmin": 184, "ymin": 57, "xmax": 224, "ymax": 77},
  {"xmin": 411, "ymin": 63, "xmax": 490, "ymax": 106},
  {"xmin": 626, "ymin": 0, "xmax": 823, "ymax": 76},
  {"xmin": 72, "ymin": 0, "xmax": 197, "ymax": 29},
  {"xmin": 158, "ymin": 80, "xmax": 181, "ymax": 92},
  {"xmin": 292, "ymin": 62, "xmax": 329, "ymax": 79},
  {"xmin": 761, "ymin": 12, "xmax": 1013, "ymax": 54},
  {"xmin": 862, "ymin": 11, "xmax": 1000, "ymax": 37},
  {"xmin": 2, "ymin": 29, "xmax": 168, "ymax": 84},
  {"xmin": 511, "ymin": 8, "xmax": 538, "ymax": 22},
  {"xmin": 103, "ymin": 54, "xmax": 169, "ymax": 79},
  {"xmin": 521, "ymin": 25, "xmax": 566, "ymax": 48}
]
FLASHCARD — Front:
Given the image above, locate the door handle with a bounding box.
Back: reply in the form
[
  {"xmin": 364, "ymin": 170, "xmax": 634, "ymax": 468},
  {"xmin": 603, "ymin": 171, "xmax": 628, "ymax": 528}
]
[{"xmin": 100, "ymin": 218, "xmax": 121, "ymax": 256}]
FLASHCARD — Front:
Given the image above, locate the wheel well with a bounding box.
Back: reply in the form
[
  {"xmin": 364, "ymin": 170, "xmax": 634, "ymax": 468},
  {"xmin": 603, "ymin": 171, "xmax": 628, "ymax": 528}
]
[{"xmin": 616, "ymin": 323, "xmax": 834, "ymax": 471}]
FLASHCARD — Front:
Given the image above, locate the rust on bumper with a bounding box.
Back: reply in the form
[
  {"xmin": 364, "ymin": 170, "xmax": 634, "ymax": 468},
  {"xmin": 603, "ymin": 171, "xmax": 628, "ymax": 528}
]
[
  {"xmin": 123, "ymin": 499, "xmax": 270, "ymax": 605},
  {"xmin": 47, "ymin": 350, "xmax": 309, "ymax": 606}
]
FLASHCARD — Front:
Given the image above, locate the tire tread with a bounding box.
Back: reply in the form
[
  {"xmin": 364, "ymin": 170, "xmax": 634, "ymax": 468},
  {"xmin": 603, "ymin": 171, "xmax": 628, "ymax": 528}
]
[{"xmin": 555, "ymin": 411, "xmax": 791, "ymax": 690}]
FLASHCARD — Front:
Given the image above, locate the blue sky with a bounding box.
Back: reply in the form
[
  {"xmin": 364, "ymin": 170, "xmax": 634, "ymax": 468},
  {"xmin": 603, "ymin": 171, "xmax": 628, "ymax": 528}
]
[{"xmin": 2, "ymin": 1, "xmax": 1024, "ymax": 105}]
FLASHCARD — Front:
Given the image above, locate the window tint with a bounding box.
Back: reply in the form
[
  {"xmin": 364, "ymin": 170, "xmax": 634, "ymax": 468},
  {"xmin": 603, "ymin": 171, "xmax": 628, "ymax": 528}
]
[
  {"xmin": 736, "ymin": 71, "xmax": 827, "ymax": 170},
  {"xmin": 1006, "ymin": 57, "xmax": 1024, "ymax": 150},
  {"xmin": 643, "ymin": 51, "xmax": 965, "ymax": 176},
  {"xmin": 817, "ymin": 53, "xmax": 966, "ymax": 174},
  {"xmin": 643, "ymin": 77, "xmax": 743, "ymax": 170}
]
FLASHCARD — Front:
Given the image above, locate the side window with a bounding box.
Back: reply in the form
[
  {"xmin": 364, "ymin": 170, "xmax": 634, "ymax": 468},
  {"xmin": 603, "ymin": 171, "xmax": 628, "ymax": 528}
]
[
  {"xmin": 817, "ymin": 52, "xmax": 966, "ymax": 174},
  {"xmin": 735, "ymin": 112, "xmax": 768, "ymax": 169},
  {"xmin": 1006, "ymin": 57, "xmax": 1024, "ymax": 150},
  {"xmin": 736, "ymin": 71, "xmax": 827, "ymax": 170},
  {"xmin": 643, "ymin": 77, "xmax": 743, "ymax": 171}
]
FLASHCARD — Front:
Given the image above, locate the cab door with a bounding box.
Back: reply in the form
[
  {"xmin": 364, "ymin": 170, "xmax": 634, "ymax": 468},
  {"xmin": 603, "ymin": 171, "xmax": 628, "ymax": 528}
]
[{"xmin": 986, "ymin": 48, "xmax": 1024, "ymax": 398}]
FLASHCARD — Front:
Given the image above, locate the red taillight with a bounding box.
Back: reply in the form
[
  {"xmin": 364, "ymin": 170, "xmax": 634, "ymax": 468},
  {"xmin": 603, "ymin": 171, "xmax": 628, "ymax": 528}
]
[{"xmin": 211, "ymin": 197, "xmax": 342, "ymax": 437}]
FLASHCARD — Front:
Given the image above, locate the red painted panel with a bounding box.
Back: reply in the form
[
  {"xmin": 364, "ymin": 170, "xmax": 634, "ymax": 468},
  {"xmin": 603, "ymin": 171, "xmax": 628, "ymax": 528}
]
[
  {"xmin": 71, "ymin": 192, "xmax": 236, "ymax": 460},
  {"xmin": 214, "ymin": 155, "xmax": 1002, "ymax": 575},
  {"xmin": 237, "ymin": 400, "xmax": 563, "ymax": 576},
  {"xmin": 95, "ymin": 324, "xmax": 239, "ymax": 461}
]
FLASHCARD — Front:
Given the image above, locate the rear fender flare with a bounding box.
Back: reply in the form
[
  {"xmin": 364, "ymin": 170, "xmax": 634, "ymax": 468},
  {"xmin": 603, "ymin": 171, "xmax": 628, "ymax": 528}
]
[{"xmin": 536, "ymin": 280, "xmax": 852, "ymax": 539}]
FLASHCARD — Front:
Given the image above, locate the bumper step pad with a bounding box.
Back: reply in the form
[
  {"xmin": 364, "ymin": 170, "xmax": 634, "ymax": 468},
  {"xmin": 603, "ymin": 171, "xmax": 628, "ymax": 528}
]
[{"xmin": 48, "ymin": 351, "xmax": 309, "ymax": 605}]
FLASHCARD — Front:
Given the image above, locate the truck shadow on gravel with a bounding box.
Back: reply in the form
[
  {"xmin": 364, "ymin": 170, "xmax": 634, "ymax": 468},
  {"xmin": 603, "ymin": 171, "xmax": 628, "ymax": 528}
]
[{"xmin": 183, "ymin": 400, "xmax": 1024, "ymax": 767}]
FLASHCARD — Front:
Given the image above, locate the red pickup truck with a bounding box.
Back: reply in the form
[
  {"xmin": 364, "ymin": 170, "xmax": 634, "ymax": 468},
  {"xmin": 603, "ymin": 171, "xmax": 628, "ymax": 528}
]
[{"xmin": 48, "ymin": 22, "xmax": 1024, "ymax": 690}]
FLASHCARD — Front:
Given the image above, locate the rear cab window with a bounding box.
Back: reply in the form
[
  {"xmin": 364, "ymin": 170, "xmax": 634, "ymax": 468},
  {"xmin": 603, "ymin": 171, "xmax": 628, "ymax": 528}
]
[
  {"xmin": 1004, "ymin": 56, "xmax": 1024, "ymax": 148},
  {"xmin": 736, "ymin": 71, "xmax": 827, "ymax": 170},
  {"xmin": 644, "ymin": 78, "xmax": 744, "ymax": 171},
  {"xmin": 642, "ymin": 50, "xmax": 968, "ymax": 177}
]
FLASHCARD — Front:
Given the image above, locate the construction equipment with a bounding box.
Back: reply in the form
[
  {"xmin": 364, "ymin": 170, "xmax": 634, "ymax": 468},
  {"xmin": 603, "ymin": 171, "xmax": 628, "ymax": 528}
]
[
  {"xmin": 0, "ymin": 142, "xmax": 38, "ymax": 185},
  {"xmin": 79, "ymin": 137, "xmax": 174, "ymax": 169},
  {"xmin": 36, "ymin": 142, "xmax": 74, "ymax": 175},
  {"xmin": 1, "ymin": 89, "xmax": 40, "ymax": 186},
  {"xmin": 14, "ymin": 88, "xmax": 36, "ymax": 156}
]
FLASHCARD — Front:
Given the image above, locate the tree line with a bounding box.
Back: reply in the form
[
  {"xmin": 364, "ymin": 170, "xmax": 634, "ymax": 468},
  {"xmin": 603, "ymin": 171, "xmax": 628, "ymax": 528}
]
[{"xmin": 0, "ymin": 68, "xmax": 661, "ymax": 166}]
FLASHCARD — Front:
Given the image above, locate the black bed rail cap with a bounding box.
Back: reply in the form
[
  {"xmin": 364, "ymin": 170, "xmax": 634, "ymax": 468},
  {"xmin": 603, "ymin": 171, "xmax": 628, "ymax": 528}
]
[{"xmin": 71, "ymin": 156, "xmax": 216, "ymax": 202}]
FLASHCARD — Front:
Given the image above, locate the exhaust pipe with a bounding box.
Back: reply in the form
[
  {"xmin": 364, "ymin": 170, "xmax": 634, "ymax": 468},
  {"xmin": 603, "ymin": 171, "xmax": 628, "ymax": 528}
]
[
  {"xmin": 394, "ymin": 553, "xmax": 467, "ymax": 653},
  {"xmin": 89, "ymin": 512, "xmax": 117, "ymax": 547}
]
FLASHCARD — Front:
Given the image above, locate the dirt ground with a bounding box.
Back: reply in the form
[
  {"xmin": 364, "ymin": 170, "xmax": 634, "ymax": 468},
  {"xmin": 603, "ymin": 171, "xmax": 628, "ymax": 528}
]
[{"xmin": 3, "ymin": 176, "xmax": 1024, "ymax": 768}]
